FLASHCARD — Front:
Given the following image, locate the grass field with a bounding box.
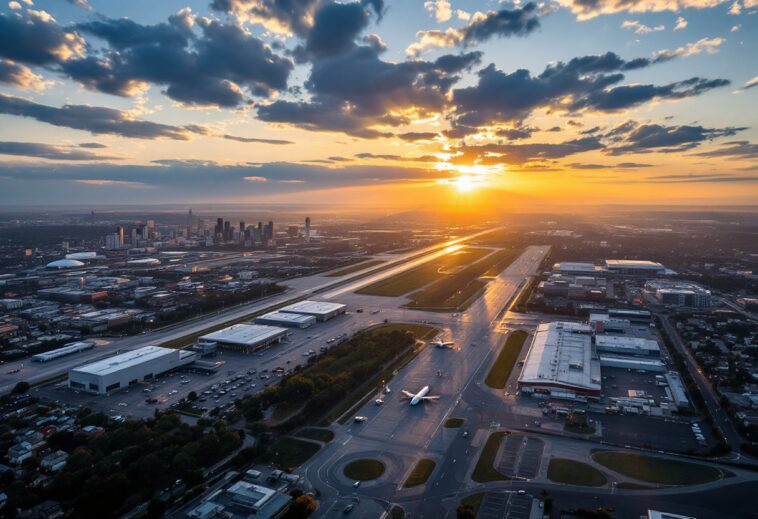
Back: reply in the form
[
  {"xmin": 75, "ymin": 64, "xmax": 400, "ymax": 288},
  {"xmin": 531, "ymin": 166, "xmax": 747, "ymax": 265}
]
[
  {"xmin": 344, "ymin": 459, "xmax": 386, "ymax": 481},
  {"xmin": 405, "ymin": 247, "xmax": 523, "ymax": 311},
  {"xmin": 260, "ymin": 437, "xmax": 321, "ymax": 469},
  {"xmin": 547, "ymin": 458, "xmax": 608, "ymax": 487},
  {"xmin": 325, "ymin": 260, "xmax": 385, "ymax": 277},
  {"xmin": 295, "ymin": 428, "xmax": 335, "ymax": 443},
  {"xmin": 403, "ymin": 459, "xmax": 436, "ymax": 488},
  {"xmin": 457, "ymin": 493, "xmax": 485, "ymax": 518},
  {"xmin": 357, "ymin": 247, "xmax": 490, "ymax": 297},
  {"xmin": 484, "ymin": 331, "xmax": 528, "ymax": 389},
  {"xmin": 592, "ymin": 451, "xmax": 724, "ymax": 486},
  {"xmin": 471, "ymin": 431, "xmax": 508, "ymax": 482},
  {"xmin": 444, "ymin": 417, "xmax": 464, "ymax": 428}
]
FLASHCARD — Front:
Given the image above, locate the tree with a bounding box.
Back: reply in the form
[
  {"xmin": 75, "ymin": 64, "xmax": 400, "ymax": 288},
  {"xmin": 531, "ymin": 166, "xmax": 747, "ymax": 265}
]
[
  {"xmin": 11, "ymin": 381, "xmax": 30, "ymax": 395},
  {"xmin": 456, "ymin": 505, "xmax": 475, "ymax": 519},
  {"xmin": 283, "ymin": 495, "xmax": 317, "ymax": 519},
  {"xmin": 147, "ymin": 498, "xmax": 166, "ymax": 519},
  {"xmin": 187, "ymin": 391, "xmax": 198, "ymax": 402}
]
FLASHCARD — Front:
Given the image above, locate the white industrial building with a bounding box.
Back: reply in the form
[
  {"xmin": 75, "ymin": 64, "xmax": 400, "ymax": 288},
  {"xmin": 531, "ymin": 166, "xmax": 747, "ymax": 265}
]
[
  {"xmin": 594, "ymin": 335, "xmax": 660, "ymax": 358},
  {"xmin": 197, "ymin": 324, "xmax": 288, "ymax": 354},
  {"xmin": 69, "ymin": 346, "xmax": 197, "ymax": 394},
  {"xmin": 279, "ymin": 300, "xmax": 346, "ymax": 321},
  {"xmin": 604, "ymin": 259, "xmax": 666, "ymax": 276},
  {"xmin": 32, "ymin": 341, "xmax": 94, "ymax": 362},
  {"xmin": 517, "ymin": 322, "xmax": 602, "ymax": 398},
  {"xmin": 552, "ymin": 262, "xmax": 601, "ymax": 275},
  {"xmin": 599, "ymin": 355, "xmax": 666, "ymax": 372},
  {"xmin": 254, "ymin": 311, "xmax": 316, "ymax": 328},
  {"xmin": 664, "ymin": 372, "xmax": 689, "ymax": 409}
]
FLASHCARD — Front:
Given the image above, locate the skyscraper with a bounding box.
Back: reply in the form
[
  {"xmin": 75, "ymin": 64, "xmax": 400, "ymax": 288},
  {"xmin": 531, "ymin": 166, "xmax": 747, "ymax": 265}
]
[{"xmin": 305, "ymin": 216, "xmax": 311, "ymax": 242}]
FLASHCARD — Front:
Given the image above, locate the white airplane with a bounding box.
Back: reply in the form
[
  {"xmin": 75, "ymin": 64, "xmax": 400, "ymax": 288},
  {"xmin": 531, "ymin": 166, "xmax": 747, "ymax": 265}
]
[
  {"xmin": 401, "ymin": 386, "xmax": 440, "ymax": 406},
  {"xmin": 430, "ymin": 339, "xmax": 455, "ymax": 349}
]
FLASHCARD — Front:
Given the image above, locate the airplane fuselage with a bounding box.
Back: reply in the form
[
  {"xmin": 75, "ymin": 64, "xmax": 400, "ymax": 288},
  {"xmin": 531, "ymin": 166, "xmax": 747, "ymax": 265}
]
[{"xmin": 410, "ymin": 385, "xmax": 430, "ymax": 406}]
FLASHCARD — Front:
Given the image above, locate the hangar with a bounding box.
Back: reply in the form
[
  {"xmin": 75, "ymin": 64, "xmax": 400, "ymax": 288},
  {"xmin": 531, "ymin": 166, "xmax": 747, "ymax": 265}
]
[
  {"xmin": 254, "ymin": 311, "xmax": 316, "ymax": 329},
  {"xmin": 68, "ymin": 346, "xmax": 196, "ymax": 395},
  {"xmin": 279, "ymin": 300, "xmax": 346, "ymax": 321},
  {"xmin": 197, "ymin": 324, "xmax": 288, "ymax": 354}
]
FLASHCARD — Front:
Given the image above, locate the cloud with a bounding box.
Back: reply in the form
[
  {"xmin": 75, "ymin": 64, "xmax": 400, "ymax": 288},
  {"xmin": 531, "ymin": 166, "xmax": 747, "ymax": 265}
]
[
  {"xmin": 243, "ymin": 175, "xmax": 268, "ymax": 182},
  {"xmin": 605, "ymin": 121, "xmax": 745, "ymax": 154},
  {"xmin": 62, "ymin": 14, "xmax": 293, "ymax": 107},
  {"xmin": 425, "ymin": 0, "xmax": 452, "ymax": 22},
  {"xmin": 407, "ymin": 3, "xmax": 540, "ymax": 55},
  {"xmin": 742, "ymin": 76, "xmax": 758, "ymax": 90},
  {"xmin": 78, "ymin": 142, "xmax": 107, "ymax": 148},
  {"xmin": 0, "ymin": 141, "xmax": 120, "ymax": 161},
  {"xmin": 74, "ymin": 179, "xmax": 147, "ymax": 187},
  {"xmin": 622, "ymin": 20, "xmax": 665, "ymax": 34},
  {"xmin": 152, "ymin": 159, "xmax": 220, "ymax": 167},
  {"xmin": 396, "ymin": 131, "xmax": 438, "ymax": 141},
  {"xmin": 209, "ymin": 0, "xmax": 321, "ymax": 35},
  {"xmin": 653, "ymin": 37, "xmax": 725, "ymax": 62},
  {"xmin": 295, "ymin": 1, "xmax": 383, "ymax": 61},
  {"xmin": 0, "ymin": 93, "xmax": 197, "ymax": 140},
  {"xmin": 65, "ymin": 0, "xmax": 92, "ymax": 10},
  {"xmin": 568, "ymin": 162, "xmax": 653, "ymax": 169},
  {"xmin": 694, "ymin": 141, "xmax": 758, "ymax": 160},
  {"xmin": 258, "ymin": 46, "xmax": 481, "ymax": 137},
  {"xmin": 449, "ymin": 137, "xmax": 604, "ymax": 165},
  {"xmin": 0, "ymin": 9, "xmax": 85, "ymax": 66},
  {"xmin": 729, "ymin": 1, "xmax": 742, "ymax": 14},
  {"xmin": 354, "ymin": 152, "xmax": 438, "ymax": 162},
  {"xmin": 448, "ymin": 52, "xmax": 729, "ymax": 132},
  {"xmin": 731, "ymin": 24, "xmax": 741, "ymax": 32},
  {"xmin": 0, "ymin": 58, "xmax": 49, "ymax": 90},
  {"xmin": 556, "ymin": 0, "xmax": 728, "ymax": 21},
  {"xmin": 222, "ymin": 134, "xmax": 294, "ymax": 145},
  {"xmin": 674, "ymin": 16, "xmax": 688, "ymax": 30}
]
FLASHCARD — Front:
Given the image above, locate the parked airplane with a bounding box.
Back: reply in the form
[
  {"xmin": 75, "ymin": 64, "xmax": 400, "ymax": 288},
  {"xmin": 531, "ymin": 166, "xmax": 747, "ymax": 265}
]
[
  {"xmin": 401, "ymin": 386, "xmax": 440, "ymax": 406},
  {"xmin": 430, "ymin": 339, "xmax": 455, "ymax": 349}
]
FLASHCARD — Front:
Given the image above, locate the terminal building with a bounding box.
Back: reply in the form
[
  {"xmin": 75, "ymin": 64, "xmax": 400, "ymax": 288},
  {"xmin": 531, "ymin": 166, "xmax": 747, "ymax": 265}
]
[
  {"xmin": 32, "ymin": 341, "xmax": 93, "ymax": 362},
  {"xmin": 279, "ymin": 300, "xmax": 346, "ymax": 321},
  {"xmin": 68, "ymin": 346, "xmax": 197, "ymax": 394},
  {"xmin": 197, "ymin": 324, "xmax": 288, "ymax": 354},
  {"xmin": 517, "ymin": 322, "xmax": 602, "ymax": 399},
  {"xmin": 255, "ymin": 311, "xmax": 316, "ymax": 329}
]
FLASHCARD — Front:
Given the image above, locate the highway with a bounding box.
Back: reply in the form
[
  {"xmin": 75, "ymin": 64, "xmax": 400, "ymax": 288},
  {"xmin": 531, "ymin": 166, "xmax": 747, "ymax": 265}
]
[{"xmin": 0, "ymin": 227, "xmax": 498, "ymax": 395}]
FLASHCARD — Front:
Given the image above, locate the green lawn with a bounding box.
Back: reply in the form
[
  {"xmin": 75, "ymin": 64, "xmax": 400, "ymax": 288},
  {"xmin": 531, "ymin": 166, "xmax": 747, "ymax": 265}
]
[
  {"xmin": 457, "ymin": 493, "xmax": 485, "ymax": 518},
  {"xmin": 295, "ymin": 428, "xmax": 335, "ymax": 443},
  {"xmin": 444, "ymin": 417, "xmax": 464, "ymax": 428},
  {"xmin": 484, "ymin": 331, "xmax": 528, "ymax": 389},
  {"xmin": 547, "ymin": 458, "xmax": 608, "ymax": 487},
  {"xmin": 357, "ymin": 247, "xmax": 490, "ymax": 297},
  {"xmin": 592, "ymin": 451, "xmax": 724, "ymax": 486},
  {"xmin": 344, "ymin": 459, "xmax": 386, "ymax": 481},
  {"xmin": 260, "ymin": 437, "xmax": 321, "ymax": 470},
  {"xmin": 325, "ymin": 260, "xmax": 385, "ymax": 277},
  {"xmin": 403, "ymin": 459, "xmax": 436, "ymax": 488},
  {"xmin": 471, "ymin": 431, "xmax": 508, "ymax": 482}
]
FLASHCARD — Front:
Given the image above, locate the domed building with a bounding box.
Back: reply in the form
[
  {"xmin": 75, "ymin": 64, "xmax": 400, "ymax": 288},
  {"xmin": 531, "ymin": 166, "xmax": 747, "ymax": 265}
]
[{"xmin": 45, "ymin": 259, "xmax": 85, "ymax": 269}]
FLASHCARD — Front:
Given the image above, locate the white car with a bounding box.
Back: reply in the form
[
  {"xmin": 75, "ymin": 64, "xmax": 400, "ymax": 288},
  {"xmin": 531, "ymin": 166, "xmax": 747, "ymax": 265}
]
[{"xmin": 375, "ymin": 399, "xmax": 384, "ymax": 405}]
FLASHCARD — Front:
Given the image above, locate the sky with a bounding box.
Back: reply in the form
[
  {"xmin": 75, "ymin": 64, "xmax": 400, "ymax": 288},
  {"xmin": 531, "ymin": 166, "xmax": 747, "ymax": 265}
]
[{"xmin": 0, "ymin": 0, "xmax": 756, "ymax": 208}]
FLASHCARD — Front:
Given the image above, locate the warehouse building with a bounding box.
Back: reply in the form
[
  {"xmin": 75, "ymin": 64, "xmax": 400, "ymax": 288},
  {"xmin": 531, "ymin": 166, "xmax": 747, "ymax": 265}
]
[
  {"xmin": 197, "ymin": 324, "xmax": 288, "ymax": 354},
  {"xmin": 517, "ymin": 322, "xmax": 602, "ymax": 398},
  {"xmin": 664, "ymin": 372, "xmax": 689, "ymax": 409},
  {"xmin": 598, "ymin": 356, "xmax": 666, "ymax": 372},
  {"xmin": 32, "ymin": 341, "xmax": 93, "ymax": 362},
  {"xmin": 255, "ymin": 311, "xmax": 316, "ymax": 328},
  {"xmin": 604, "ymin": 259, "xmax": 666, "ymax": 277},
  {"xmin": 279, "ymin": 300, "xmax": 346, "ymax": 321},
  {"xmin": 595, "ymin": 335, "xmax": 660, "ymax": 358},
  {"xmin": 69, "ymin": 346, "xmax": 196, "ymax": 394}
]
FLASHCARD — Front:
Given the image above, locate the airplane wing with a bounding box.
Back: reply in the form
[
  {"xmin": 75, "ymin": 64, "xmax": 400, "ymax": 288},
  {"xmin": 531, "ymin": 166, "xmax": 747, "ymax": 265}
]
[
  {"xmin": 422, "ymin": 395, "xmax": 441, "ymax": 401},
  {"xmin": 401, "ymin": 390, "xmax": 415, "ymax": 398}
]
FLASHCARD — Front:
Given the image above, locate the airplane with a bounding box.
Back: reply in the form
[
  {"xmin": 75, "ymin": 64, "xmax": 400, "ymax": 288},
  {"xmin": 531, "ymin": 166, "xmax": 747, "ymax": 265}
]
[
  {"xmin": 430, "ymin": 339, "xmax": 455, "ymax": 349},
  {"xmin": 401, "ymin": 386, "xmax": 440, "ymax": 406}
]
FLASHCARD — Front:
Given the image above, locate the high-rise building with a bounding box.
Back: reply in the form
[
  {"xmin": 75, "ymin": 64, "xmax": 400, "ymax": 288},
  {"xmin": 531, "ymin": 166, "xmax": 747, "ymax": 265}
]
[
  {"xmin": 305, "ymin": 216, "xmax": 311, "ymax": 242},
  {"xmin": 223, "ymin": 221, "xmax": 231, "ymax": 241},
  {"xmin": 187, "ymin": 208, "xmax": 193, "ymax": 236},
  {"xmin": 117, "ymin": 226, "xmax": 124, "ymax": 246},
  {"xmin": 90, "ymin": 210, "xmax": 95, "ymax": 225}
]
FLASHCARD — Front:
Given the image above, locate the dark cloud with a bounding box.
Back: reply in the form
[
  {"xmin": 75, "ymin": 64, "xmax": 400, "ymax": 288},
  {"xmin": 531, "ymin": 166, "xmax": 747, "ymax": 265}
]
[
  {"xmin": 78, "ymin": 142, "xmax": 107, "ymax": 148},
  {"xmin": 451, "ymin": 137, "xmax": 603, "ymax": 165},
  {"xmin": 0, "ymin": 10, "xmax": 84, "ymax": 66},
  {"xmin": 567, "ymin": 162, "xmax": 653, "ymax": 169},
  {"xmin": 210, "ymin": 0, "xmax": 321, "ymax": 36},
  {"xmin": 694, "ymin": 141, "xmax": 758, "ymax": 160},
  {"xmin": 0, "ymin": 93, "xmax": 196, "ymax": 140},
  {"xmin": 408, "ymin": 3, "xmax": 540, "ymax": 55},
  {"xmin": 258, "ymin": 47, "xmax": 480, "ymax": 137},
  {"xmin": 606, "ymin": 122, "xmax": 745, "ymax": 154},
  {"xmin": 63, "ymin": 15, "xmax": 292, "ymax": 106},
  {"xmin": 396, "ymin": 132, "xmax": 438, "ymax": 142},
  {"xmin": 354, "ymin": 152, "xmax": 437, "ymax": 162},
  {"xmin": 449, "ymin": 53, "xmax": 728, "ymax": 132},
  {"xmin": 0, "ymin": 141, "xmax": 119, "ymax": 161},
  {"xmin": 0, "ymin": 58, "xmax": 45, "ymax": 90},
  {"xmin": 222, "ymin": 134, "xmax": 294, "ymax": 145},
  {"xmin": 496, "ymin": 126, "xmax": 535, "ymax": 140},
  {"xmin": 295, "ymin": 1, "xmax": 382, "ymax": 61}
]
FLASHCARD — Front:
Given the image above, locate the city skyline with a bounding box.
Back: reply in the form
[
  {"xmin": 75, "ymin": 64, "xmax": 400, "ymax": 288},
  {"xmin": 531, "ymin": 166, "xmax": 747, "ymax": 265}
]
[{"xmin": 0, "ymin": 0, "xmax": 756, "ymax": 207}]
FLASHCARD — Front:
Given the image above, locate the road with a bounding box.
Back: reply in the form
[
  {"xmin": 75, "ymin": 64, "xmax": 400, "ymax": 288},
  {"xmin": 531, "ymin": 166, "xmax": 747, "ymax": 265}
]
[
  {"xmin": 0, "ymin": 227, "xmax": 499, "ymax": 395},
  {"xmin": 658, "ymin": 313, "xmax": 745, "ymax": 456}
]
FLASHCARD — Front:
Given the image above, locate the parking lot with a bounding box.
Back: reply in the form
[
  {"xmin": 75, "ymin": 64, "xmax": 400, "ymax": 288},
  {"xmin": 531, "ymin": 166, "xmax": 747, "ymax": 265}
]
[
  {"xmin": 477, "ymin": 492, "xmax": 534, "ymax": 519},
  {"xmin": 602, "ymin": 367, "xmax": 671, "ymax": 401},
  {"xmin": 496, "ymin": 435, "xmax": 544, "ymax": 479},
  {"xmin": 33, "ymin": 308, "xmax": 388, "ymax": 419},
  {"xmin": 593, "ymin": 413, "xmax": 711, "ymax": 453}
]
